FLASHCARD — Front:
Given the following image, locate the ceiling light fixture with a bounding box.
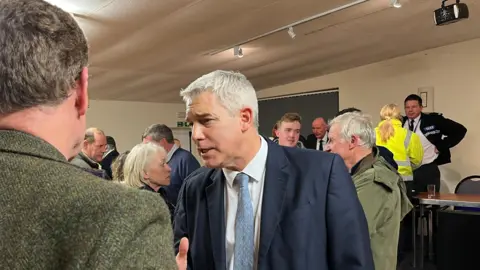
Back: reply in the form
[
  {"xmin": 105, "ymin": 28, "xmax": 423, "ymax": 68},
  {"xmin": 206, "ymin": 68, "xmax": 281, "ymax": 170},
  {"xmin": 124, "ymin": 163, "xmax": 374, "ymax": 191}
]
[
  {"xmin": 208, "ymin": 0, "xmax": 368, "ymax": 56},
  {"xmin": 233, "ymin": 46, "xmax": 244, "ymax": 58},
  {"xmin": 391, "ymin": 0, "xmax": 402, "ymax": 8},
  {"xmin": 287, "ymin": 27, "xmax": 296, "ymax": 39}
]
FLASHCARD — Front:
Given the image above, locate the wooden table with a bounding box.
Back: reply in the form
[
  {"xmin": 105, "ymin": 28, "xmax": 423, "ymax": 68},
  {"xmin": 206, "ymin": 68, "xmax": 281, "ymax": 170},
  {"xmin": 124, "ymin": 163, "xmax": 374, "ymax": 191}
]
[{"xmin": 413, "ymin": 193, "xmax": 480, "ymax": 268}]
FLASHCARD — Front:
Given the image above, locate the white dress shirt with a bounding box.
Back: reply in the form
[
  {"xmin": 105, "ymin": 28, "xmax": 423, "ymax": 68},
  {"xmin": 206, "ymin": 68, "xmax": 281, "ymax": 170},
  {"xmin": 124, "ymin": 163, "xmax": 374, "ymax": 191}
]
[
  {"xmin": 223, "ymin": 136, "xmax": 268, "ymax": 270},
  {"xmin": 316, "ymin": 133, "xmax": 328, "ymax": 151},
  {"xmin": 404, "ymin": 115, "xmax": 438, "ymax": 165}
]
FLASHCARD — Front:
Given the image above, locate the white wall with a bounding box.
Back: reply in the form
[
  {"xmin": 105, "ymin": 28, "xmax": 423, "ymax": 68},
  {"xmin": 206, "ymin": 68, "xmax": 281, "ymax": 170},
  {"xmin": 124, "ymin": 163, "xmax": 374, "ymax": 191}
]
[
  {"xmin": 257, "ymin": 38, "xmax": 480, "ymax": 193},
  {"xmin": 86, "ymin": 100, "xmax": 186, "ymax": 152}
]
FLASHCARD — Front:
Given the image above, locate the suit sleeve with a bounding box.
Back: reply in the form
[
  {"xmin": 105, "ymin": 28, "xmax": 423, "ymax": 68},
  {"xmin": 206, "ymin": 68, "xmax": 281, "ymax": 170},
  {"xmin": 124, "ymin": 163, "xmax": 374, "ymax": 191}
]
[
  {"xmin": 326, "ymin": 155, "xmax": 375, "ymax": 270},
  {"xmin": 173, "ymin": 178, "xmax": 193, "ymax": 269},
  {"xmin": 437, "ymin": 115, "xmax": 467, "ymax": 148},
  {"xmin": 181, "ymin": 155, "xmax": 201, "ymax": 181}
]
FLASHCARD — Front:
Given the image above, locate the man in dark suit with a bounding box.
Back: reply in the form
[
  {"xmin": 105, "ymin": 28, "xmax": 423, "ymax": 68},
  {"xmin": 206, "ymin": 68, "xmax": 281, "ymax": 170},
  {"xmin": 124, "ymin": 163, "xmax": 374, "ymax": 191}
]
[
  {"xmin": 101, "ymin": 136, "xmax": 120, "ymax": 179},
  {"xmin": 174, "ymin": 70, "xmax": 374, "ymax": 270},
  {"xmin": 305, "ymin": 117, "xmax": 328, "ymax": 150},
  {"xmin": 0, "ymin": 1, "xmax": 176, "ymax": 269},
  {"xmin": 403, "ymin": 94, "xmax": 467, "ymax": 192}
]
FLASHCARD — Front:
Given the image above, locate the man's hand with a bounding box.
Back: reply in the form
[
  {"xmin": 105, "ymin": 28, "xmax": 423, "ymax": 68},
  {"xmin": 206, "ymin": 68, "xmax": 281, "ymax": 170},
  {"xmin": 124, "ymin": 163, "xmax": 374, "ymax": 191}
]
[{"xmin": 176, "ymin": 237, "xmax": 189, "ymax": 270}]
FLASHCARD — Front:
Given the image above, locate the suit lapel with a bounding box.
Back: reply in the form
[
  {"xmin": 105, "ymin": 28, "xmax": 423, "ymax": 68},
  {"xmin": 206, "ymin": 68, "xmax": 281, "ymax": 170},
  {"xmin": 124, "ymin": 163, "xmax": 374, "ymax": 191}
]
[
  {"xmin": 258, "ymin": 142, "xmax": 290, "ymax": 266},
  {"xmin": 206, "ymin": 169, "xmax": 226, "ymax": 270}
]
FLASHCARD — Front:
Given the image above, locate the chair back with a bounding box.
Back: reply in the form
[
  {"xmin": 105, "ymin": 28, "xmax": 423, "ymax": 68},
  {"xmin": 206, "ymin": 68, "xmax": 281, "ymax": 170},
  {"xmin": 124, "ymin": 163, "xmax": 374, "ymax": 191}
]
[
  {"xmin": 454, "ymin": 175, "xmax": 480, "ymax": 211},
  {"xmin": 455, "ymin": 175, "xmax": 480, "ymax": 194}
]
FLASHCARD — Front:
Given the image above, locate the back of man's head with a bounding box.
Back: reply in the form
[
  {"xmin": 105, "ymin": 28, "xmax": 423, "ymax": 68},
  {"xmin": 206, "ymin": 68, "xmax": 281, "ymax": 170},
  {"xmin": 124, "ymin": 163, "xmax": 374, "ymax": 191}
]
[
  {"xmin": 0, "ymin": 0, "xmax": 89, "ymax": 160},
  {"xmin": 0, "ymin": 0, "xmax": 88, "ymax": 114},
  {"xmin": 330, "ymin": 112, "xmax": 375, "ymax": 149},
  {"xmin": 142, "ymin": 124, "xmax": 174, "ymax": 145}
]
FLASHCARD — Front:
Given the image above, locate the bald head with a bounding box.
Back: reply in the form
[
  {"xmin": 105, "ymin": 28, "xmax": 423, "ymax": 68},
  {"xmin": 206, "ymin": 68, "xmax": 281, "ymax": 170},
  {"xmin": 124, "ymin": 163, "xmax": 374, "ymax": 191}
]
[
  {"xmin": 83, "ymin": 127, "xmax": 107, "ymax": 162},
  {"xmin": 312, "ymin": 117, "xmax": 327, "ymax": 139}
]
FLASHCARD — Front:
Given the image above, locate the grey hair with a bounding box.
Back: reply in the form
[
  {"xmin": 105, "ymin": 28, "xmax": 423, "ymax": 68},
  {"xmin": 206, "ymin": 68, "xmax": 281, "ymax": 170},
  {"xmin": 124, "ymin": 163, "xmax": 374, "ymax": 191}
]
[
  {"xmin": 141, "ymin": 124, "xmax": 174, "ymax": 143},
  {"xmin": 0, "ymin": 0, "xmax": 89, "ymax": 115},
  {"xmin": 180, "ymin": 70, "xmax": 259, "ymax": 128},
  {"xmin": 329, "ymin": 112, "xmax": 376, "ymax": 149},
  {"xmin": 122, "ymin": 142, "xmax": 166, "ymax": 188},
  {"xmin": 84, "ymin": 127, "xmax": 105, "ymax": 143}
]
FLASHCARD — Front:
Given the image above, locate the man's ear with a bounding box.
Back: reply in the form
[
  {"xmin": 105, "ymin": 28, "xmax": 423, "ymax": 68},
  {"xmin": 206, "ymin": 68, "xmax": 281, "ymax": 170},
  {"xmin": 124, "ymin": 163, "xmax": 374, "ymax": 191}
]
[
  {"xmin": 239, "ymin": 107, "xmax": 254, "ymax": 132},
  {"xmin": 75, "ymin": 67, "xmax": 89, "ymax": 117}
]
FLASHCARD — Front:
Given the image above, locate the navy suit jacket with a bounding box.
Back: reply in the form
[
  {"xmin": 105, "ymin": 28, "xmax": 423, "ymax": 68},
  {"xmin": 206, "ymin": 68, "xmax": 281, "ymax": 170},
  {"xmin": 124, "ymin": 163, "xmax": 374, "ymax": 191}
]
[{"xmin": 173, "ymin": 139, "xmax": 374, "ymax": 270}]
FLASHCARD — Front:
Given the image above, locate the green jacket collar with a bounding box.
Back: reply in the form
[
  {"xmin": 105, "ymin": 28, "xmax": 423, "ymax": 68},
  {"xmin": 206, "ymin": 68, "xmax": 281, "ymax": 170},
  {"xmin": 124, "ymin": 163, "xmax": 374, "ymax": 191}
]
[{"xmin": 0, "ymin": 129, "xmax": 67, "ymax": 163}]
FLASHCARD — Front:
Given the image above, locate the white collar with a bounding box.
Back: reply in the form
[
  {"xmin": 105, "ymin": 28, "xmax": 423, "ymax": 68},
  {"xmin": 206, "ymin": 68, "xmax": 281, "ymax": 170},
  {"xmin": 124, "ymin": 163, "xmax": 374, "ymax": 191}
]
[
  {"xmin": 409, "ymin": 115, "xmax": 421, "ymax": 123},
  {"xmin": 223, "ymin": 136, "xmax": 268, "ymax": 187},
  {"xmin": 166, "ymin": 143, "xmax": 179, "ymax": 163}
]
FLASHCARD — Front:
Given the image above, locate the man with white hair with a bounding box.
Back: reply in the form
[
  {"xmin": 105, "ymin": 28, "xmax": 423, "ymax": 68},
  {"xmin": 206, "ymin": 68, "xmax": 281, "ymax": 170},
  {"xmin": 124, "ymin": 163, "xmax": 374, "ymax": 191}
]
[
  {"xmin": 173, "ymin": 70, "xmax": 374, "ymax": 270},
  {"xmin": 326, "ymin": 112, "xmax": 412, "ymax": 270}
]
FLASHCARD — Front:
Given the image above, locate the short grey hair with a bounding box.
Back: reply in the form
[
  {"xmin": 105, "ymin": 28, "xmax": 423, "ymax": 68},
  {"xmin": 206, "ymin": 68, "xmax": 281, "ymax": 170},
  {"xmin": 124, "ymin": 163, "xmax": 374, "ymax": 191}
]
[
  {"xmin": 142, "ymin": 124, "xmax": 174, "ymax": 143},
  {"xmin": 329, "ymin": 112, "xmax": 375, "ymax": 148},
  {"xmin": 0, "ymin": 0, "xmax": 89, "ymax": 114},
  {"xmin": 122, "ymin": 143, "xmax": 166, "ymax": 188},
  {"xmin": 180, "ymin": 70, "xmax": 259, "ymax": 128},
  {"xmin": 84, "ymin": 128, "xmax": 105, "ymax": 143}
]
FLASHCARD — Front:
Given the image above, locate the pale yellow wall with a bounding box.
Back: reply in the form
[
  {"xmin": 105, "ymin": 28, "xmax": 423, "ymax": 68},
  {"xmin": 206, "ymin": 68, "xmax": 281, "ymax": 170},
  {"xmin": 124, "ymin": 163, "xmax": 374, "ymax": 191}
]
[
  {"xmin": 86, "ymin": 100, "xmax": 186, "ymax": 152},
  {"xmin": 257, "ymin": 38, "xmax": 480, "ymax": 193}
]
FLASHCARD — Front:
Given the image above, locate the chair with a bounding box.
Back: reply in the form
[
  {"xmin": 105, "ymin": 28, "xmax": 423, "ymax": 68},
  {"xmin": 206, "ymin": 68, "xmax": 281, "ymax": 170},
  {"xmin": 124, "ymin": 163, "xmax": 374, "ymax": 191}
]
[{"xmin": 454, "ymin": 175, "xmax": 480, "ymax": 211}]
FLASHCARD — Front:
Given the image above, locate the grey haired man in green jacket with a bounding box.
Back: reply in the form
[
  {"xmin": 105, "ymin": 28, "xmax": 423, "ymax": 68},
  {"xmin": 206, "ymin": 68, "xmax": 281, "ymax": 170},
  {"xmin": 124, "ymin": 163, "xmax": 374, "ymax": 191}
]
[
  {"xmin": 326, "ymin": 112, "xmax": 413, "ymax": 270},
  {"xmin": 0, "ymin": 0, "xmax": 182, "ymax": 269}
]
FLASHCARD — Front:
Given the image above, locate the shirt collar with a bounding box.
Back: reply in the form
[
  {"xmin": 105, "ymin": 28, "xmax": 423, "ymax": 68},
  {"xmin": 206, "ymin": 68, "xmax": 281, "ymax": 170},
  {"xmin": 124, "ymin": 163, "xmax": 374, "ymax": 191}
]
[
  {"xmin": 317, "ymin": 132, "xmax": 328, "ymax": 142},
  {"xmin": 410, "ymin": 115, "xmax": 421, "ymax": 123},
  {"xmin": 166, "ymin": 143, "xmax": 179, "ymax": 163},
  {"xmin": 223, "ymin": 136, "xmax": 268, "ymax": 188}
]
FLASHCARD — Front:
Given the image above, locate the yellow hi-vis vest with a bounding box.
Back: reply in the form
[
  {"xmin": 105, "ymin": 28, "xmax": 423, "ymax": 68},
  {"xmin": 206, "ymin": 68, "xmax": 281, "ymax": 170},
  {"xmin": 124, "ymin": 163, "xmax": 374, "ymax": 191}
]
[{"xmin": 375, "ymin": 119, "xmax": 424, "ymax": 181}]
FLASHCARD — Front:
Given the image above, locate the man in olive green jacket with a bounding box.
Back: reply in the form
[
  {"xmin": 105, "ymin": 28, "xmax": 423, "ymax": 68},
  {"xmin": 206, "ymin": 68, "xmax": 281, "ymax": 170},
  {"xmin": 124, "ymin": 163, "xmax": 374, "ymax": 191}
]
[
  {"xmin": 327, "ymin": 112, "xmax": 413, "ymax": 270},
  {"xmin": 0, "ymin": 1, "xmax": 178, "ymax": 269}
]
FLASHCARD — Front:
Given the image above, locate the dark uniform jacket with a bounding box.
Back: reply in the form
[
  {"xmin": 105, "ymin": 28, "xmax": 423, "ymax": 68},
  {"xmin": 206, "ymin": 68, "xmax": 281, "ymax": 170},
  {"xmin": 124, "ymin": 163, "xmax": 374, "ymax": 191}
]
[{"xmin": 402, "ymin": 113, "xmax": 467, "ymax": 165}]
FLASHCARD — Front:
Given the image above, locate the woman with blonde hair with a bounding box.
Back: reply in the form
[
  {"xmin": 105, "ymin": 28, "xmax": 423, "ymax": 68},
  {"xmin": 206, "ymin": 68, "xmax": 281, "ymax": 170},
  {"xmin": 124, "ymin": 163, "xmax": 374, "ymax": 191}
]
[
  {"xmin": 376, "ymin": 104, "xmax": 424, "ymax": 265},
  {"xmin": 121, "ymin": 142, "xmax": 174, "ymax": 222},
  {"xmin": 376, "ymin": 103, "xmax": 424, "ymax": 186}
]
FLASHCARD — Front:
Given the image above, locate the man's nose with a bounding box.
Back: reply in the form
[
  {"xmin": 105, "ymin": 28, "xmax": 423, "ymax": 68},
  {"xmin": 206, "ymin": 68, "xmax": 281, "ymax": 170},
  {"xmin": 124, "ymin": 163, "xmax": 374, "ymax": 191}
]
[{"xmin": 191, "ymin": 123, "xmax": 205, "ymax": 141}]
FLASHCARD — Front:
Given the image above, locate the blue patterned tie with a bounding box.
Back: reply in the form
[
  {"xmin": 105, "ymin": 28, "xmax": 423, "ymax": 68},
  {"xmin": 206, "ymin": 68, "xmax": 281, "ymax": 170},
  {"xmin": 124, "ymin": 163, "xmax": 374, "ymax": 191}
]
[{"xmin": 234, "ymin": 173, "xmax": 254, "ymax": 270}]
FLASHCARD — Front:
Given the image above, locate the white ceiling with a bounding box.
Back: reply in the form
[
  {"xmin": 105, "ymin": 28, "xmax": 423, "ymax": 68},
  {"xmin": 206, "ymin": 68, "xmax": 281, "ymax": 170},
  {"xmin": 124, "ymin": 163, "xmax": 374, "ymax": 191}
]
[{"xmin": 49, "ymin": 0, "xmax": 480, "ymax": 103}]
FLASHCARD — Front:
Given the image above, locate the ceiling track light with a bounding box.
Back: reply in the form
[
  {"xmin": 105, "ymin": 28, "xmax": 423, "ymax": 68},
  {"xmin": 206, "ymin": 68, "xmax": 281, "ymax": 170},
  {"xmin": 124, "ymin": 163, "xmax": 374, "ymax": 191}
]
[
  {"xmin": 207, "ymin": 0, "xmax": 368, "ymax": 56},
  {"xmin": 287, "ymin": 26, "xmax": 296, "ymax": 39},
  {"xmin": 391, "ymin": 0, "xmax": 402, "ymax": 8},
  {"xmin": 233, "ymin": 46, "xmax": 243, "ymax": 58}
]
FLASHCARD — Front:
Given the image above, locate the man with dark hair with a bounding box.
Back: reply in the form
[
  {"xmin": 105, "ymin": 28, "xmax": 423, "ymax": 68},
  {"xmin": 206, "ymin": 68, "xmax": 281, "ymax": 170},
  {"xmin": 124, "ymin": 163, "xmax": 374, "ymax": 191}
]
[
  {"xmin": 143, "ymin": 124, "xmax": 200, "ymax": 209},
  {"xmin": 336, "ymin": 108, "xmax": 398, "ymax": 170},
  {"xmin": 403, "ymin": 94, "xmax": 467, "ymax": 192},
  {"xmin": 336, "ymin": 107, "xmax": 362, "ymax": 117},
  {"xmin": 101, "ymin": 136, "xmax": 120, "ymax": 179},
  {"xmin": 0, "ymin": 1, "xmax": 176, "ymax": 269}
]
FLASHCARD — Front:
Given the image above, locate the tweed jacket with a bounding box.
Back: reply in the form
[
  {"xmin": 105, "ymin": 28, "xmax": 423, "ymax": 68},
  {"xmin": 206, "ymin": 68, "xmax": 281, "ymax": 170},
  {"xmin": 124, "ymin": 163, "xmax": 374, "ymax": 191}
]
[{"xmin": 0, "ymin": 130, "xmax": 176, "ymax": 269}]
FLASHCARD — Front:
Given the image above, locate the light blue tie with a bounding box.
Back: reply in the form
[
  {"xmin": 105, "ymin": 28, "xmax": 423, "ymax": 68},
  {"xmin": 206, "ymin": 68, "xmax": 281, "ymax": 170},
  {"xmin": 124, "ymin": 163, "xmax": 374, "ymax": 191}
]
[{"xmin": 234, "ymin": 173, "xmax": 254, "ymax": 270}]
